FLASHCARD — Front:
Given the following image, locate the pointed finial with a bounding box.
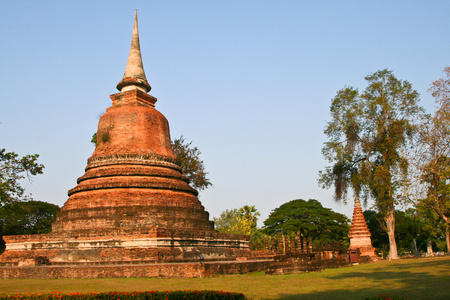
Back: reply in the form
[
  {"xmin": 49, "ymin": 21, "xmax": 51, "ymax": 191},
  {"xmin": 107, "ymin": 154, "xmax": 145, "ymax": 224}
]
[
  {"xmin": 355, "ymin": 196, "xmax": 361, "ymax": 208},
  {"xmin": 117, "ymin": 10, "xmax": 151, "ymax": 93}
]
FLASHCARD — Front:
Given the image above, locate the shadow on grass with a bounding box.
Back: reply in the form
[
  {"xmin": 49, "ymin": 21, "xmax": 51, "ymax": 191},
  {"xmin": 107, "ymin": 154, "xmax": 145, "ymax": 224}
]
[
  {"xmin": 277, "ymin": 290, "xmax": 404, "ymax": 300},
  {"xmin": 274, "ymin": 257, "xmax": 450, "ymax": 300}
]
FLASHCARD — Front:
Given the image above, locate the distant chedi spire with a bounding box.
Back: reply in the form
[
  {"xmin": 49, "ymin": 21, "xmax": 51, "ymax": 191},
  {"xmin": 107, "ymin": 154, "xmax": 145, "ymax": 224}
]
[{"xmin": 348, "ymin": 197, "xmax": 378, "ymax": 261}]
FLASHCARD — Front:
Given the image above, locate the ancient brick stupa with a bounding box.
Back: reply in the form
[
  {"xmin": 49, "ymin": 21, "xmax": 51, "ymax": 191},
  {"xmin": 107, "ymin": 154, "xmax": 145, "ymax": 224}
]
[
  {"xmin": 0, "ymin": 12, "xmax": 250, "ymax": 276},
  {"xmin": 348, "ymin": 197, "xmax": 378, "ymax": 261}
]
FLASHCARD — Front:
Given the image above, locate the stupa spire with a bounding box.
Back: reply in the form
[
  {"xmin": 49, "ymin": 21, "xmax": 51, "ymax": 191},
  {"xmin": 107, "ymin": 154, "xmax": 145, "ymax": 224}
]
[{"xmin": 117, "ymin": 9, "xmax": 151, "ymax": 93}]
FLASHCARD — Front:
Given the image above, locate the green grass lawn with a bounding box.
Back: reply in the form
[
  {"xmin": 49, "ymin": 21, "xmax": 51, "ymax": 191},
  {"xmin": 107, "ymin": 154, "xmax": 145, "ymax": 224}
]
[{"xmin": 0, "ymin": 256, "xmax": 449, "ymax": 299}]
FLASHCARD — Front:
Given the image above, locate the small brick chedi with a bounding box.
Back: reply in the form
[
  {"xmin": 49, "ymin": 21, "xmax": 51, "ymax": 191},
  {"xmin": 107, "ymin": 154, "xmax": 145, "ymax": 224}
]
[
  {"xmin": 0, "ymin": 12, "xmax": 249, "ymax": 273},
  {"xmin": 348, "ymin": 197, "xmax": 378, "ymax": 261}
]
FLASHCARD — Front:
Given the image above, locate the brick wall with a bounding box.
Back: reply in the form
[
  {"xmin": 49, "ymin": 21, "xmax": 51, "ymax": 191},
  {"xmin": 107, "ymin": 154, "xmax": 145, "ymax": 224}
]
[{"xmin": 0, "ymin": 260, "xmax": 272, "ymax": 279}]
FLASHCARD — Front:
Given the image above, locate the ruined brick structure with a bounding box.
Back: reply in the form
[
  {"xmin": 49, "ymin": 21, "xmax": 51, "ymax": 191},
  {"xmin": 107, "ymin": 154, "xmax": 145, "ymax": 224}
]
[
  {"xmin": 348, "ymin": 197, "xmax": 378, "ymax": 261},
  {"xmin": 0, "ymin": 11, "xmax": 251, "ymax": 273},
  {"xmin": 0, "ymin": 12, "xmax": 356, "ymax": 278}
]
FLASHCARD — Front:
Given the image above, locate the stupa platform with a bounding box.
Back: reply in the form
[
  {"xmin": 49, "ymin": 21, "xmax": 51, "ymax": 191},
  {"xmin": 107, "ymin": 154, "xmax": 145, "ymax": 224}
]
[
  {"xmin": 0, "ymin": 259, "xmax": 273, "ymax": 279},
  {"xmin": 0, "ymin": 228, "xmax": 250, "ymax": 267}
]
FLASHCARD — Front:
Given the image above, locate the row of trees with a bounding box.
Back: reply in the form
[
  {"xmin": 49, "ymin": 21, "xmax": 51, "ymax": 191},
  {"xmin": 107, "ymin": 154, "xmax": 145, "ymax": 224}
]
[
  {"xmin": 319, "ymin": 67, "xmax": 450, "ymax": 259},
  {"xmin": 214, "ymin": 200, "xmax": 351, "ymax": 249},
  {"xmin": 214, "ymin": 202, "xmax": 449, "ymax": 255},
  {"xmin": 365, "ymin": 208, "xmax": 447, "ymax": 258}
]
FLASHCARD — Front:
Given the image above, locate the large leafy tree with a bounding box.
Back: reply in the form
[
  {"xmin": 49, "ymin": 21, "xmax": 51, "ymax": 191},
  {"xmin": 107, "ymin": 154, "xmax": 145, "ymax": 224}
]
[
  {"xmin": 413, "ymin": 67, "xmax": 450, "ymax": 253},
  {"xmin": 0, "ymin": 200, "xmax": 60, "ymax": 235},
  {"xmin": 319, "ymin": 69, "xmax": 423, "ymax": 259},
  {"xmin": 0, "ymin": 200, "xmax": 60, "ymax": 252},
  {"xmin": 214, "ymin": 208, "xmax": 242, "ymax": 234},
  {"xmin": 170, "ymin": 136, "xmax": 212, "ymax": 192},
  {"xmin": 263, "ymin": 199, "xmax": 349, "ymax": 245},
  {"xmin": 0, "ymin": 149, "xmax": 45, "ymax": 205},
  {"xmin": 214, "ymin": 205, "xmax": 260, "ymax": 235}
]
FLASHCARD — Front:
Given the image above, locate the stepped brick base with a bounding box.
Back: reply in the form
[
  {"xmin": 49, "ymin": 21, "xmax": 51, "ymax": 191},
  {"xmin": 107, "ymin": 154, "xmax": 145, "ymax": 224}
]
[
  {"xmin": 0, "ymin": 250, "xmax": 352, "ymax": 279},
  {"xmin": 0, "ymin": 228, "xmax": 250, "ymax": 268}
]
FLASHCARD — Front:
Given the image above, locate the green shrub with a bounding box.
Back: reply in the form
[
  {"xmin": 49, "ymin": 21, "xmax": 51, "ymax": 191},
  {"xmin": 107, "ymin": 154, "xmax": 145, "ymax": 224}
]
[
  {"xmin": 101, "ymin": 131, "xmax": 110, "ymax": 143},
  {"xmin": 0, "ymin": 291, "xmax": 247, "ymax": 300}
]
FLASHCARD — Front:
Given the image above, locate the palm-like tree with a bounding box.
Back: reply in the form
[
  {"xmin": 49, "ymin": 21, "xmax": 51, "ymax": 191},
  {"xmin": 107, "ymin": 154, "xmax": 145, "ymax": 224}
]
[{"xmin": 239, "ymin": 205, "xmax": 260, "ymax": 229}]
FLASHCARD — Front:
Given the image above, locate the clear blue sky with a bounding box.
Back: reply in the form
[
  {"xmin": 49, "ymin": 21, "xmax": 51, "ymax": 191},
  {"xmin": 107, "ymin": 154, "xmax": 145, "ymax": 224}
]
[{"xmin": 1, "ymin": 0, "xmax": 449, "ymax": 225}]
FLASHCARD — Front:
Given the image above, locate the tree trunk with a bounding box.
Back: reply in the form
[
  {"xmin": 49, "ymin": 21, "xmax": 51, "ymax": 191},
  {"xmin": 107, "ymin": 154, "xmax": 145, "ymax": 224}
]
[
  {"xmin": 432, "ymin": 196, "xmax": 450, "ymax": 255},
  {"xmin": 446, "ymin": 225, "xmax": 450, "ymax": 256},
  {"xmin": 384, "ymin": 208, "xmax": 398, "ymax": 260},
  {"xmin": 382, "ymin": 244, "xmax": 388, "ymax": 259},
  {"xmin": 427, "ymin": 241, "xmax": 433, "ymax": 256},
  {"xmin": 413, "ymin": 238, "xmax": 419, "ymax": 257}
]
